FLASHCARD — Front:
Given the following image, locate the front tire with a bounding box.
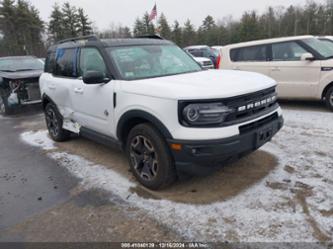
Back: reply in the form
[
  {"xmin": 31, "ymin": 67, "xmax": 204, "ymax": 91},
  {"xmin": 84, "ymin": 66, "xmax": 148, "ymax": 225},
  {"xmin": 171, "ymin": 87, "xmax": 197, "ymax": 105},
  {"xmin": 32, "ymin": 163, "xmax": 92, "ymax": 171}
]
[
  {"xmin": 126, "ymin": 123, "xmax": 177, "ymax": 190},
  {"xmin": 325, "ymin": 86, "xmax": 333, "ymax": 111},
  {"xmin": 45, "ymin": 103, "xmax": 71, "ymax": 142},
  {"xmin": 0, "ymin": 96, "xmax": 14, "ymax": 115}
]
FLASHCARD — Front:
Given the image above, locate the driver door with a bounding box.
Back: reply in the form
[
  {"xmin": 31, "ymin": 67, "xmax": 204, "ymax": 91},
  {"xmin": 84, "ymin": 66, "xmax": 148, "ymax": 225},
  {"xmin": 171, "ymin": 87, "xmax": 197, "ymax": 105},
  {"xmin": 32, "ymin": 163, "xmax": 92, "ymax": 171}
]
[{"xmin": 70, "ymin": 47, "xmax": 114, "ymax": 136}]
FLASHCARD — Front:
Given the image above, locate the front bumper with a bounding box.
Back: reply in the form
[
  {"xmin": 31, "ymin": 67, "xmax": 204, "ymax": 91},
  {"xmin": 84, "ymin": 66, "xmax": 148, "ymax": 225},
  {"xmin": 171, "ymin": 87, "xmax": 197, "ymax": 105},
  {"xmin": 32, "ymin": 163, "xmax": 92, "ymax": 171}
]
[{"xmin": 168, "ymin": 113, "xmax": 284, "ymax": 175}]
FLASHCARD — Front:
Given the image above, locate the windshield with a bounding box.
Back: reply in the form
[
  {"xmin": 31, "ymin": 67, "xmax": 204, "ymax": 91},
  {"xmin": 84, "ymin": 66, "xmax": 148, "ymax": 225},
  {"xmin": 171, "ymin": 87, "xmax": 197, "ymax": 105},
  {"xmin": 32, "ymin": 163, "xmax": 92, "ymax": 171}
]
[
  {"xmin": 318, "ymin": 39, "xmax": 333, "ymax": 53},
  {"xmin": 107, "ymin": 44, "xmax": 202, "ymax": 80},
  {"xmin": 0, "ymin": 57, "xmax": 44, "ymax": 72},
  {"xmin": 302, "ymin": 38, "xmax": 333, "ymax": 59}
]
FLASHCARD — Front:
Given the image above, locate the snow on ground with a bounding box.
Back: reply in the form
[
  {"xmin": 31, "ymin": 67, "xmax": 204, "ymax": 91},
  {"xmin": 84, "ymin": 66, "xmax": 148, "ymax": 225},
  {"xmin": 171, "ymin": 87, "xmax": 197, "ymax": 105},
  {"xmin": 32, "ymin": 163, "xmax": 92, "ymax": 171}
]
[
  {"xmin": 20, "ymin": 109, "xmax": 333, "ymax": 242},
  {"xmin": 21, "ymin": 130, "xmax": 56, "ymax": 151}
]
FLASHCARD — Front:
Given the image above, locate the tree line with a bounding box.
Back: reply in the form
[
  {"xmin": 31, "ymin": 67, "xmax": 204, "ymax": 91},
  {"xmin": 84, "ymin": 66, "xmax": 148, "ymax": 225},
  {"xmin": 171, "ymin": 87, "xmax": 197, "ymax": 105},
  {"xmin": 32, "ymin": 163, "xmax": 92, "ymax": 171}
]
[
  {"xmin": 0, "ymin": 0, "xmax": 92, "ymax": 57},
  {"xmin": 1, "ymin": 0, "xmax": 333, "ymax": 57},
  {"xmin": 132, "ymin": 0, "xmax": 333, "ymax": 47}
]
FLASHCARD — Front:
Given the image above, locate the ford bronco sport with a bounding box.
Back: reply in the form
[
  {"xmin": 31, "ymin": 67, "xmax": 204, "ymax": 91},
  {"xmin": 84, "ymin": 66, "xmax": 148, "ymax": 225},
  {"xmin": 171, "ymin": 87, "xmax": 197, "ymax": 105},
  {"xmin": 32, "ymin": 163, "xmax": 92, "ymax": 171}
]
[{"xmin": 40, "ymin": 35, "xmax": 284, "ymax": 190}]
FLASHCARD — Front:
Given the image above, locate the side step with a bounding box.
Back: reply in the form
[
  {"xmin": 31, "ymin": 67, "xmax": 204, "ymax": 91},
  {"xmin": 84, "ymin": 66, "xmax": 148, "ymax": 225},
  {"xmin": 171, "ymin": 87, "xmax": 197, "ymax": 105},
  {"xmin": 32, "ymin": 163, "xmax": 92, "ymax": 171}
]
[{"xmin": 80, "ymin": 127, "xmax": 122, "ymax": 151}]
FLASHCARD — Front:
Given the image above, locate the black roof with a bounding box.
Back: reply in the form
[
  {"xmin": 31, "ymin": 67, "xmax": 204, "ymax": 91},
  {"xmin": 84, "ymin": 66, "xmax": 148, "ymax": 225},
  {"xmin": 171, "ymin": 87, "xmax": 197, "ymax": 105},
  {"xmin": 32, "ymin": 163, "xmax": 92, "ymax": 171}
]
[{"xmin": 48, "ymin": 36, "xmax": 173, "ymax": 52}]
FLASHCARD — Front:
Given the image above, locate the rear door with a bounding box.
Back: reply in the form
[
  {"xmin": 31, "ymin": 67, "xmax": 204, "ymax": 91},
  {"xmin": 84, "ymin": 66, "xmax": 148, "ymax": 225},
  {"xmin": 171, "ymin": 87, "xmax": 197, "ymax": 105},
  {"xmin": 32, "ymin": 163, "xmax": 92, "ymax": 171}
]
[
  {"xmin": 229, "ymin": 44, "xmax": 271, "ymax": 76},
  {"xmin": 268, "ymin": 41, "xmax": 321, "ymax": 99},
  {"xmin": 43, "ymin": 48, "xmax": 77, "ymax": 119},
  {"xmin": 70, "ymin": 47, "xmax": 115, "ymax": 136}
]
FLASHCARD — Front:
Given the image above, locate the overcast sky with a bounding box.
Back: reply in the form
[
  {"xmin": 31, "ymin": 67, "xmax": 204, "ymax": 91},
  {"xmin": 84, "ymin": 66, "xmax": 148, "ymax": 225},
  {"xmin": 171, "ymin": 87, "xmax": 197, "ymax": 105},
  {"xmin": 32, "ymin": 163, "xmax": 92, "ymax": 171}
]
[{"xmin": 29, "ymin": 0, "xmax": 325, "ymax": 31}]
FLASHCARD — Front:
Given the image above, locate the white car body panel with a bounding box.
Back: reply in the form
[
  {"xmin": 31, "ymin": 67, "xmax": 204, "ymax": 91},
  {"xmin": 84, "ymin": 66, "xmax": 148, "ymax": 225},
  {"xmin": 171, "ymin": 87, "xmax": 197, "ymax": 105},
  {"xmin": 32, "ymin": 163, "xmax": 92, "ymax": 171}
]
[
  {"xmin": 118, "ymin": 70, "xmax": 276, "ymax": 100},
  {"xmin": 41, "ymin": 69, "xmax": 279, "ymax": 141},
  {"xmin": 216, "ymin": 35, "xmax": 333, "ymax": 100}
]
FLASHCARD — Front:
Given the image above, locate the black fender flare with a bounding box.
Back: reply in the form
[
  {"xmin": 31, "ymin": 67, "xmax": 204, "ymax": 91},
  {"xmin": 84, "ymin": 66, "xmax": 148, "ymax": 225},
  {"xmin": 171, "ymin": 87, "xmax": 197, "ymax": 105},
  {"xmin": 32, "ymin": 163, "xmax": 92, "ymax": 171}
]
[
  {"xmin": 116, "ymin": 110, "xmax": 173, "ymax": 143},
  {"xmin": 41, "ymin": 94, "xmax": 63, "ymax": 116},
  {"xmin": 42, "ymin": 94, "xmax": 56, "ymax": 109}
]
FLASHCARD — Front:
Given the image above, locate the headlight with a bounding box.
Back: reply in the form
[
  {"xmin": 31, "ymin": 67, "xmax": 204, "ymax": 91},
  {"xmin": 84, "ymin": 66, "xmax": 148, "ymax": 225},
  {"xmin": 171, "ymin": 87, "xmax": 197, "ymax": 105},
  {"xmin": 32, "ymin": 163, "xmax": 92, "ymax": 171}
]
[{"xmin": 181, "ymin": 102, "xmax": 233, "ymax": 126}]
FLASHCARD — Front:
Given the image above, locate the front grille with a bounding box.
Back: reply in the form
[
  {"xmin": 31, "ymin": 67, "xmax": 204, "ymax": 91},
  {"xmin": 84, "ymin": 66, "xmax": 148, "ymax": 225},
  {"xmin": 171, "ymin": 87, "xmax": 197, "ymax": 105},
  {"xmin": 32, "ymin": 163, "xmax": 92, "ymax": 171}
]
[
  {"xmin": 223, "ymin": 87, "xmax": 278, "ymax": 125},
  {"xmin": 178, "ymin": 87, "xmax": 279, "ymax": 128},
  {"xmin": 16, "ymin": 78, "xmax": 41, "ymax": 102},
  {"xmin": 239, "ymin": 113, "xmax": 278, "ymax": 134}
]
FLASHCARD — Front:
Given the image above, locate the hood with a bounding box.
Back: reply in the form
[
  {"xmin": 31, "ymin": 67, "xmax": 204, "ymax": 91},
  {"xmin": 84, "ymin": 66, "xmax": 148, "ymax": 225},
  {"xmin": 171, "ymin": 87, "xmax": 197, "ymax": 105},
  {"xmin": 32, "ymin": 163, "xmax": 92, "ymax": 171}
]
[
  {"xmin": 0, "ymin": 70, "xmax": 43, "ymax": 79},
  {"xmin": 194, "ymin": 57, "xmax": 211, "ymax": 63},
  {"xmin": 120, "ymin": 70, "xmax": 277, "ymax": 100}
]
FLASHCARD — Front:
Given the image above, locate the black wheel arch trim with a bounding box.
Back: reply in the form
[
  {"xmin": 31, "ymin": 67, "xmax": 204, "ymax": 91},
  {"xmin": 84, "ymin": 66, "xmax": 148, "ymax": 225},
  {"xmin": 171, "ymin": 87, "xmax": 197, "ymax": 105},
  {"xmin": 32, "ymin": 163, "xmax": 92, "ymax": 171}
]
[
  {"xmin": 42, "ymin": 94, "xmax": 63, "ymax": 117},
  {"xmin": 117, "ymin": 110, "xmax": 173, "ymax": 143},
  {"xmin": 322, "ymin": 82, "xmax": 333, "ymax": 99}
]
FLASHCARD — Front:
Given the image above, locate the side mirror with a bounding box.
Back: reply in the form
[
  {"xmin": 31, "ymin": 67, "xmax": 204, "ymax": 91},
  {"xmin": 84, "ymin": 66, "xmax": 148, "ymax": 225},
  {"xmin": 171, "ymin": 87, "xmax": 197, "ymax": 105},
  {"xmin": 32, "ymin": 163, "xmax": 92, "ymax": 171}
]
[
  {"xmin": 83, "ymin": 71, "xmax": 110, "ymax": 84},
  {"xmin": 300, "ymin": 53, "xmax": 315, "ymax": 61}
]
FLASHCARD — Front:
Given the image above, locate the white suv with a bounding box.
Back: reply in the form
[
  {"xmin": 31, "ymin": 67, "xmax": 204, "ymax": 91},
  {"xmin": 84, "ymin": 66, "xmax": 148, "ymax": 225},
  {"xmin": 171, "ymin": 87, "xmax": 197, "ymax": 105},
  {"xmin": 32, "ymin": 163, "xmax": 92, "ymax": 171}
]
[
  {"xmin": 215, "ymin": 36, "xmax": 333, "ymax": 111},
  {"xmin": 40, "ymin": 35, "xmax": 283, "ymax": 189}
]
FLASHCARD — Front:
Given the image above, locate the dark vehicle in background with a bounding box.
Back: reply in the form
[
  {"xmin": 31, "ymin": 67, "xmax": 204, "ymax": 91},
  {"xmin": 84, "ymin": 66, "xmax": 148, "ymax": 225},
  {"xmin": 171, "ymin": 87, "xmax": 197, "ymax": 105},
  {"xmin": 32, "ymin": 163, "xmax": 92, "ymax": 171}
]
[
  {"xmin": 184, "ymin": 45, "xmax": 221, "ymax": 69},
  {"xmin": 0, "ymin": 56, "xmax": 44, "ymax": 115}
]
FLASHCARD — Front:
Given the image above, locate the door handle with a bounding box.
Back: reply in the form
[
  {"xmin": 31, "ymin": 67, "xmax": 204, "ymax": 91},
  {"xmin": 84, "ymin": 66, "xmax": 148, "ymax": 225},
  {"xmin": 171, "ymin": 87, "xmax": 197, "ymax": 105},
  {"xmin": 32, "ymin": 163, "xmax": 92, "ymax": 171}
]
[
  {"xmin": 233, "ymin": 66, "xmax": 240, "ymax": 70},
  {"xmin": 271, "ymin": 67, "xmax": 280, "ymax": 72},
  {"xmin": 74, "ymin": 88, "xmax": 84, "ymax": 94},
  {"xmin": 48, "ymin": 84, "xmax": 56, "ymax": 90}
]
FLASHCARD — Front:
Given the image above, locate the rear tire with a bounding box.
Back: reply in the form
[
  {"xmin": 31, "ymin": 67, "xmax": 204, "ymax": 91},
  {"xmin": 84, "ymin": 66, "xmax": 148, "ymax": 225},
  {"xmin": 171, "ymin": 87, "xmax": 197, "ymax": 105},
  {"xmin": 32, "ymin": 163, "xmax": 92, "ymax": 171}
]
[
  {"xmin": 325, "ymin": 86, "xmax": 333, "ymax": 111},
  {"xmin": 45, "ymin": 103, "xmax": 71, "ymax": 142},
  {"xmin": 126, "ymin": 123, "xmax": 177, "ymax": 190}
]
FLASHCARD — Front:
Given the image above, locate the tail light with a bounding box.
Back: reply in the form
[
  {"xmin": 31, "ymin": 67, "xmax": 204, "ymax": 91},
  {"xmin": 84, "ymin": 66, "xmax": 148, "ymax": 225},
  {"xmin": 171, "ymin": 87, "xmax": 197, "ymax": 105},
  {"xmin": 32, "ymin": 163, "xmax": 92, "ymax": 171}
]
[{"xmin": 216, "ymin": 55, "xmax": 221, "ymax": 69}]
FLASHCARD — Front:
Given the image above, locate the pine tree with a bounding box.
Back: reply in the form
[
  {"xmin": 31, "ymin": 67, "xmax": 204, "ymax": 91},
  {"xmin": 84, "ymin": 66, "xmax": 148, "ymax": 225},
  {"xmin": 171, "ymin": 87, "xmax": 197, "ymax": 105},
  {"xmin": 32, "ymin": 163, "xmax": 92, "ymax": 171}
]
[
  {"xmin": 239, "ymin": 11, "xmax": 261, "ymax": 42},
  {"xmin": 0, "ymin": 0, "xmax": 44, "ymax": 56},
  {"xmin": 77, "ymin": 8, "xmax": 92, "ymax": 36},
  {"xmin": 48, "ymin": 3, "xmax": 65, "ymax": 42},
  {"xmin": 182, "ymin": 19, "xmax": 196, "ymax": 46},
  {"xmin": 133, "ymin": 18, "xmax": 146, "ymax": 36},
  {"xmin": 158, "ymin": 13, "xmax": 171, "ymax": 39},
  {"xmin": 201, "ymin": 15, "xmax": 216, "ymax": 31},
  {"xmin": 172, "ymin": 21, "xmax": 183, "ymax": 46},
  {"xmin": 143, "ymin": 12, "xmax": 155, "ymax": 35},
  {"xmin": 133, "ymin": 13, "xmax": 155, "ymax": 36},
  {"xmin": 0, "ymin": 0, "xmax": 18, "ymax": 54},
  {"xmin": 62, "ymin": 2, "xmax": 79, "ymax": 38}
]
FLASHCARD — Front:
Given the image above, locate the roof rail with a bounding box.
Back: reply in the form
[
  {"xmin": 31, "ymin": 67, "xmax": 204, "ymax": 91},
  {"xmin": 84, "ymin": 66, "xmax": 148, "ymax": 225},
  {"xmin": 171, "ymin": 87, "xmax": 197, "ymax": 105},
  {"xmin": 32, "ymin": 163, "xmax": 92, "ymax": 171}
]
[
  {"xmin": 57, "ymin": 35, "xmax": 99, "ymax": 45},
  {"xmin": 135, "ymin": 34, "xmax": 164, "ymax": 40}
]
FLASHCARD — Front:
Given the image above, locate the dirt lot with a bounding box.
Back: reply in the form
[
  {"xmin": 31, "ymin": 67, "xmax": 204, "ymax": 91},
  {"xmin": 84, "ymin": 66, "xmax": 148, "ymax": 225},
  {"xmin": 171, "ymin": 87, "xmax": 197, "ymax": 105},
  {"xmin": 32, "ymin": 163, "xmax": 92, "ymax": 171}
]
[{"xmin": 0, "ymin": 101, "xmax": 332, "ymax": 243}]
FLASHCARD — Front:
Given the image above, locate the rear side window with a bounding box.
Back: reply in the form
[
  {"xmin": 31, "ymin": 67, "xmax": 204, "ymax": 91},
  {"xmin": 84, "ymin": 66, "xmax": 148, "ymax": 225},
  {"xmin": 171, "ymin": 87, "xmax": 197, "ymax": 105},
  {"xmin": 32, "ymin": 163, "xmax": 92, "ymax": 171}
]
[
  {"xmin": 272, "ymin": 41, "xmax": 307, "ymax": 61},
  {"xmin": 54, "ymin": 48, "xmax": 78, "ymax": 77},
  {"xmin": 230, "ymin": 45, "xmax": 267, "ymax": 62},
  {"xmin": 45, "ymin": 52, "xmax": 56, "ymax": 73}
]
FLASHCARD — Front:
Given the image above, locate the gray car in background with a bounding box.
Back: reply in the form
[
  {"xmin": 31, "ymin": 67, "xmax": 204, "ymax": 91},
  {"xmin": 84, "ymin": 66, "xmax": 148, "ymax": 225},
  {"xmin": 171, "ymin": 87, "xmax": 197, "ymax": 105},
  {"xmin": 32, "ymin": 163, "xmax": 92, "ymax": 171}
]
[{"xmin": 0, "ymin": 56, "xmax": 44, "ymax": 115}]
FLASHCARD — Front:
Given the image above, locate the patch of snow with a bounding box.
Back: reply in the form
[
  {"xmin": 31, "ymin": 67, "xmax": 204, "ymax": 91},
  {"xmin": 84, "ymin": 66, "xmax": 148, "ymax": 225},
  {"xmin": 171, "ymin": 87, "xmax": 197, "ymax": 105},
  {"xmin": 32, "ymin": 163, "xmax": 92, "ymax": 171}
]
[
  {"xmin": 21, "ymin": 130, "xmax": 56, "ymax": 151},
  {"xmin": 21, "ymin": 108, "xmax": 333, "ymax": 242}
]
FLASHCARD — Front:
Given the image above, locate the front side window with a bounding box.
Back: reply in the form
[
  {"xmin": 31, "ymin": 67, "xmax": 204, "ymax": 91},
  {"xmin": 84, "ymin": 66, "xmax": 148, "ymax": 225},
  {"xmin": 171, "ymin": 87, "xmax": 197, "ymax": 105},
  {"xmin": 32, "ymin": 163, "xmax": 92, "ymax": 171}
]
[
  {"xmin": 54, "ymin": 48, "xmax": 77, "ymax": 77},
  {"xmin": 79, "ymin": 48, "xmax": 107, "ymax": 77},
  {"xmin": 108, "ymin": 44, "xmax": 202, "ymax": 80},
  {"xmin": 303, "ymin": 38, "xmax": 333, "ymax": 59},
  {"xmin": 272, "ymin": 42, "xmax": 307, "ymax": 61},
  {"xmin": 230, "ymin": 45, "xmax": 267, "ymax": 62},
  {"xmin": 0, "ymin": 57, "xmax": 44, "ymax": 72}
]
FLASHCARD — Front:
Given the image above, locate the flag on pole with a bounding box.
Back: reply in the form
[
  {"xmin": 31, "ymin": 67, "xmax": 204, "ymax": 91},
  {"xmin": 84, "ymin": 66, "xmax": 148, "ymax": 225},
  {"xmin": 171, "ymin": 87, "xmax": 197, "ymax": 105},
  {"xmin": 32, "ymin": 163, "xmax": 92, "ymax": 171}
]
[{"xmin": 149, "ymin": 4, "xmax": 157, "ymax": 22}]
